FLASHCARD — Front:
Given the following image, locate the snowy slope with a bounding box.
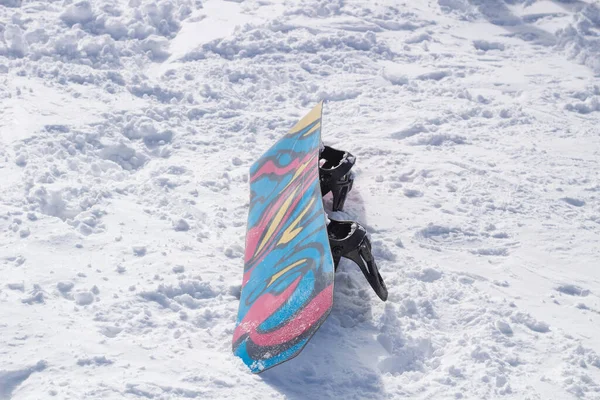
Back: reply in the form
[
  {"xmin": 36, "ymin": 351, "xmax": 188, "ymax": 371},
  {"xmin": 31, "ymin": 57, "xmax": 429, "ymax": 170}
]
[{"xmin": 1, "ymin": 0, "xmax": 600, "ymax": 399}]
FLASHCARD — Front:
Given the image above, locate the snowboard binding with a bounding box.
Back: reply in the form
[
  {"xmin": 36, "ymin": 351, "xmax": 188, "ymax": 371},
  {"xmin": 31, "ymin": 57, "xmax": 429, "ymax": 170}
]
[
  {"xmin": 319, "ymin": 145, "xmax": 355, "ymax": 212},
  {"xmin": 327, "ymin": 219, "xmax": 388, "ymax": 301},
  {"xmin": 320, "ymin": 144, "xmax": 388, "ymax": 301}
]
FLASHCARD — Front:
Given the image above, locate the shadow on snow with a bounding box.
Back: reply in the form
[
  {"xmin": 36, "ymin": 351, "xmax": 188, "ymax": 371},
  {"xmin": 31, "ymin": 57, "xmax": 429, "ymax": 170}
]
[
  {"xmin": 260, "ymin": 271, "xmax": 388, "ymax": 400},
  {"xmin": 261, "ymin": 189, "xmax": 389, "ymax": 400},
  {"xmin": 468, "ymin": 0, "xmax": 558, "ymax": 46}
]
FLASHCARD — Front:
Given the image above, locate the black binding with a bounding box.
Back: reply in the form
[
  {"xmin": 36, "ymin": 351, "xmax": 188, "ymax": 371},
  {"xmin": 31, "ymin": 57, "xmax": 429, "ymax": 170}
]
[
  {"xmin": 319, "ymin": 145, "xmax": 355, "ymax": 212},
  {"xmin": 327, "ymin": 219, "xmax": 388, "ymax": 301}
]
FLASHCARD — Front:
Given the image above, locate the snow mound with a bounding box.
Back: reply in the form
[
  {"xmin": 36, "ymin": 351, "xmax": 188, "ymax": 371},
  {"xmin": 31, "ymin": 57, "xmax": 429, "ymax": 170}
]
[{"xmin": 557, "ymin": 4, "xmax": 600, "ymax": 75}]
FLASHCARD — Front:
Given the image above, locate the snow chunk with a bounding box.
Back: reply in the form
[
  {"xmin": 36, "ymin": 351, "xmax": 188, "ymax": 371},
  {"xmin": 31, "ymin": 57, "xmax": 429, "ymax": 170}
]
[
  {"xmin": 21, "ymin": 291, "xmax": 44, "ymax": 305},
  {"xmin": 99, "ymin": 142, "xmax": 149, "ymax": 171},
  {"xmin": 406, "ymin": 33, "xmax": 431, "ymax": 44},
  {"xmin": 78, "ymin": 34, "xmax": 117, "ymax": 62},
  {"xmin": 2, "ymin": 24, "xmax": 28, "ymax": 57},
  {"xmin": 104, "ymin": 18, "xmax": 128, "ymax": 40},
  {"xmin": 123, "ymin": 117, "xmax": 158, "ymax": 140},
  {"xmin": 557, "ymin": 4, "xmax": 600, "ymax": 74},
  {"xmin": 565, "ymin": 96, "xmax": 600, "ymax": 114},
  {"xmin": 417, "ymin": 70, "xmax": 451, "ymax": 81},
  {"xmin": 473, "ymin": 40, "xmax": 505, "ymax": 51},
  {"xmin": 132, "ymin": 246, "xmax": 147, "ymax": 257},
  {"xmin": 404, "ymin": 188, "xmax": 423, "ymax": 198},
  {"xmin": 74, "ymin": 291, "xmax": 94, "ymax": 306},
  {"xmin": 7, "ymin": 282, "xmax": 24, "ymax": 291},
  {"xmin": 77, "ymin": 356, "xmax": 113, "ymax": 366},
  {"xmin": 224, "ymin": 243, "xmax": 243, "ymax": 258},
  {"xmin": 128, "ymin": 82, "xmax": 184, "ymax": 104},
  {"xmin": 438, "ymin": 0, "xmax": 474, "ymax": 14},
  {"xmin": 495, "ymin": 320, "xmax": 513, "ymax": 335},
  {"xmin": 15, "ymin": 153, "xmax": 28, "ymax": 167},
  {"xmin": 556, "ymin": 284, "xmax": 590, "ymax": 297},
  {"xmin": 60, "ymin": 1, "xmax": 94, "ymax": 26},
  {"xmin": 414, "ymin": 134, "xmax": 465, "ymax": 146},
  {"xmin": 123, "ymin": 117, "xmax": 173, "ymax": 145},
  {"xmin": 562, "ymin": 197, "xmax": 585, "ymax": 207},
  {"xmin": 372, "ymin": 239, "xmax": 396, "ymax": 261},
  {"xmin": 471, "ymin": 248, "xmax": 508, "ymax": 256},
  {"xmin": 140, "ymin": 280, "xmax": 218, "ymax": 309},
  {"xmin": 172, "ymin": 265, "xmax": 185, "ymax": 274},
  {"xmin": 400, "ymin": 299, "xmax": 418, "ymax": 316},
  {"xmin": 57, "ymin": 281, "xmax": 74, "ymax": 293},
  {"xmin": 511, "ymin": 312, "xmax": 550, "ymax": 333},
  {"xmin": 99, "ymin": 326, "xmax": 122, "ymax": 338},
  {"xmin": 141, "ymin": 35, "xmax": 171, "ymax": 61},
  {"xmin": 173, "ymin": 219, "xmax": 190, "ymax": 232},
  {"xmin": 27, "ymin": 186, "xmax": 77, "ymax": 220},
  {"xmin": 232, "ymin": 157, "xmax": 243, "ymax": 166},
  {"xmin": 417, "ymin": 268, "xmax": 443, "ymax": 282},
  {"xmin": 0, "ymin": 0, "xmax": 22, "ymax": 7},
  {"xmin": 471, "ymin": 346, "xmax": 490, "ymax": 362},
  {"xmin": 384, "ymin": 71, "xmax": 409, "ymax": 86}
]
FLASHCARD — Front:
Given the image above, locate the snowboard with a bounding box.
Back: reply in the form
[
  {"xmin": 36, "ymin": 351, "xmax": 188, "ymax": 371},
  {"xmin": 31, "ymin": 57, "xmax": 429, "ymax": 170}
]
[{"xmin": 232, "ymin": 102, "xmax": 335, "ymax": 373}]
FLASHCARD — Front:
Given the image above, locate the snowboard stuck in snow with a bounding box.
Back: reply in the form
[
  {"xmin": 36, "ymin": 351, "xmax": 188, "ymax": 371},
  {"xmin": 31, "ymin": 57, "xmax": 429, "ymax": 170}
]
[{"xmin": 232, "ymin": 102, "xmax": 388, "ymax": 373}]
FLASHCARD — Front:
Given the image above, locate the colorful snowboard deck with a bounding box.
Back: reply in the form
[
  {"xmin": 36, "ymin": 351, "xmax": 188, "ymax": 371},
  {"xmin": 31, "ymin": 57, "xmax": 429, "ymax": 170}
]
[{"xmin": 232, "ymin": 102, "xmax": 335, "ymax": 373}]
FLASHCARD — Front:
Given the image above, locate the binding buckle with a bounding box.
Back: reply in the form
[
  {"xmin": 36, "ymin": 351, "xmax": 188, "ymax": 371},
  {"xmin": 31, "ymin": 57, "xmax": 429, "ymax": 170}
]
[{"xmin": 327, "ymin": 219, "xmax": 388, "ymax": 301}]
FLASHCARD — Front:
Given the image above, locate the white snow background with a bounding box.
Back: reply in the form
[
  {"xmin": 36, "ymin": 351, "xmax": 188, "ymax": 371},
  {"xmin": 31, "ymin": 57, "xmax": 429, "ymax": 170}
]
[{"xmin": 1, "ymin": 0, "xmax": 600, "ymax": 399}]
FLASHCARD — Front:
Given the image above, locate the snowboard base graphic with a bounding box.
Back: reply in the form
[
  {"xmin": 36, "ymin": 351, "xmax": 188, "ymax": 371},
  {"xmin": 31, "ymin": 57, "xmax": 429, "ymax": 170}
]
[
  {"xmin": 232, "ymin": 102, "xmax": 334, "ymax": 373},
  {"xmin": 232, "ymin": 102, "xmax": 388, "ymax": 373}
]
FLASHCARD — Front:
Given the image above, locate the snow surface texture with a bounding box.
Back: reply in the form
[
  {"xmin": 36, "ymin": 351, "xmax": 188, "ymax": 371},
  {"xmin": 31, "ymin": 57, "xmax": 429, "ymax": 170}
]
[{"xmin": 1, "ymin": 0, "xmax": 599, "ymax": 399}]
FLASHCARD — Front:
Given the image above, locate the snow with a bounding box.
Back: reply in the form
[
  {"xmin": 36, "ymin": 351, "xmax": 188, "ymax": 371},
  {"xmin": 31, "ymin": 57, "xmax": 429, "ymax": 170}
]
[{"xmin": 0, "ymin": 0, "xmax": 599, "ymax": 399}]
